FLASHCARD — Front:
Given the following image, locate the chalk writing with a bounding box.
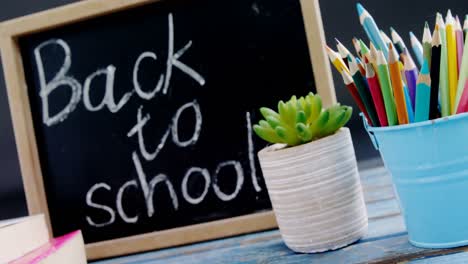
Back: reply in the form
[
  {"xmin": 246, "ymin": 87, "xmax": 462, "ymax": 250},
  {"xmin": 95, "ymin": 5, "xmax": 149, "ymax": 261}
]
[{"xmin": 32, "ymin": 13, "xmax": 264, "ymax": 229}]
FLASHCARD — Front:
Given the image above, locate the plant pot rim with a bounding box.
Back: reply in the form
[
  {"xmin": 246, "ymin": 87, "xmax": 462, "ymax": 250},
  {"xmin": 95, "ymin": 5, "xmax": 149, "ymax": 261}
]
[{"xmin": 258, "ymin": 127, "xmax": 350, "ymax": 158}]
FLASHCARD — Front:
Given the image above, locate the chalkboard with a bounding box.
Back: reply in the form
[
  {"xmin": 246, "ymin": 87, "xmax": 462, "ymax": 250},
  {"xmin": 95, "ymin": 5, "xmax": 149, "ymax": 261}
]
[{"xmin": 0, "ymin": 0, "xmax": 335, "ymax": 259}]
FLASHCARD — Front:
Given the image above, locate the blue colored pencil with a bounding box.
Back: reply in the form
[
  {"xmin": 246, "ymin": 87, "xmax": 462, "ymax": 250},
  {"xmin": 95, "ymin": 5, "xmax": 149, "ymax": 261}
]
[
  {"xmin": 404, "ymin": 84, "xmax": 415, "ymax": 123},
  {"xmin": 410, "ymin": 31, "xmax": 424, "ymax": 68},
  {"xmin": 415, "ymin": 60, "xmax": 431, "ymax": 122},
  {"xmin": 356, "ymin": 3, "xmax": 388, "ymax": 58}
]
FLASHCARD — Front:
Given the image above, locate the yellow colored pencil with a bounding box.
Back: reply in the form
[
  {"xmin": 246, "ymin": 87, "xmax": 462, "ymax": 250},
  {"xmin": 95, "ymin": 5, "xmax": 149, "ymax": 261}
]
[
  {"xmin": 326, "ymin": 45, "xmax": 349, "ymax": 74},
  {"xmin": 437, "ymin": 13, "xmax": 450, "ymax": 116},
  {"xmin": 446, "ymin": 10, "xmax": 459, "ymax": 113},
  {"xmin": 388, "ymin": 44, "xmax": 409, "ymax": 124}
]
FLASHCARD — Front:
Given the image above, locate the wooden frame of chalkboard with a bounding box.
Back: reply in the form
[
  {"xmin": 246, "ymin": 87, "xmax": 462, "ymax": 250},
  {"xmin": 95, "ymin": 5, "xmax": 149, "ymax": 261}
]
[{"xmin": 0, "ymin": 0, "xmax": 336, "ymax": 260}]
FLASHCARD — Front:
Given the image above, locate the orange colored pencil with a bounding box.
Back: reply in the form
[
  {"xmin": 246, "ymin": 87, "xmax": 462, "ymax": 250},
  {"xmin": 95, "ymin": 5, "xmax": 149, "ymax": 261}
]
[{"xmin": 388, "ymin": 43, "xmax": 409, "ymax": 124}]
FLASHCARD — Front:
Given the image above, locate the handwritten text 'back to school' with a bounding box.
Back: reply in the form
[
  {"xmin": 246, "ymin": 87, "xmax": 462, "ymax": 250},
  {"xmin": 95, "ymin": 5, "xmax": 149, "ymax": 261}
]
[{"xmin": 32, "ymin": 14, "xmax": 262, "ymax": 228}]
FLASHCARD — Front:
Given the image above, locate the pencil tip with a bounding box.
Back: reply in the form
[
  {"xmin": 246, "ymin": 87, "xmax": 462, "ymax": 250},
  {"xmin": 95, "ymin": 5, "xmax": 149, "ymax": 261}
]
[
  {"xmin": 425, "ymin": 21, "xmax": 429, "ymax": 28},
  {"xmin": 356, "ymin": 3, "xmax": 365, "ymax": 16},
  {"xmin": 447, "ymin": 9, "xmax": 452, "ymax": 18}
]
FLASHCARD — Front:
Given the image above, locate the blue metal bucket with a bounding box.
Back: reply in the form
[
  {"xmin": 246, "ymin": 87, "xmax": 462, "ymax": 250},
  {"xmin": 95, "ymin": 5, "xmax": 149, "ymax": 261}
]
[{"xmin": 362, "ymin": 112, "xmax": 468, "ymax": 248}]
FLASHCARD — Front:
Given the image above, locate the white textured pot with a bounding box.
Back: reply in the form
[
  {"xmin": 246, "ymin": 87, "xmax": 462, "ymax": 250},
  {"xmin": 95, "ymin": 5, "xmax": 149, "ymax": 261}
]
[{"xmin": 258, "ymin": 127, "xmax": 368, "ymax": 253}]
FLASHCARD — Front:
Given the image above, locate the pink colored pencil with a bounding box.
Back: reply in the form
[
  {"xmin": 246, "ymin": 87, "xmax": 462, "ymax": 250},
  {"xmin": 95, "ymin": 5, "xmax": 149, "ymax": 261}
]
[
  {"xmin": 455, "ymin": 16, "xmax": 464, "ymax": 74},
  {"xmin": 456, "ymin": 79, "xmax": 468, "ymax": 114},
  {"xmin": 365, "ymin": 62, "xmax": 388, "ymax": 126}
]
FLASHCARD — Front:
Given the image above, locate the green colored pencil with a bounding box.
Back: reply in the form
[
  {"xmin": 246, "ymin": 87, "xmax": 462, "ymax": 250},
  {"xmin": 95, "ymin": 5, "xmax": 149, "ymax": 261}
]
[
  {"xmin": 422, "ymin": 22, "xmax": 432, "ymax": 69},
  {"xmin": 359, "ymin": 39, "xmax": 371, "ymax": 61},
  {"xmin": 376, "ymin": 50, "xmax": 398, "ymax": 126}
]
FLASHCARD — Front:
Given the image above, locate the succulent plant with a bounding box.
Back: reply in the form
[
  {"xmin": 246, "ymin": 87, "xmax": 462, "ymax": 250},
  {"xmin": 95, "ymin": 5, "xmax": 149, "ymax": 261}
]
[{"xmin": 253, "ymin": 93, "xmax": 352, "ymax": 147}]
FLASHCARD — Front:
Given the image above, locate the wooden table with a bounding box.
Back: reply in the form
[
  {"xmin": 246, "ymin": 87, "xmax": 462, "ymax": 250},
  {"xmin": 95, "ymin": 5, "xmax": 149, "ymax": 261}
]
[{"xmin": 93, "ymin": 166, "xmax": 468, "ymax": 263}]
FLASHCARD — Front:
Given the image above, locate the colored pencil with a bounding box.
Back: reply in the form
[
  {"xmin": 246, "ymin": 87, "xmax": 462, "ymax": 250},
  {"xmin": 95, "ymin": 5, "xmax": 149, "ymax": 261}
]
[
  {"xmin": 359, "ymin": 40, "xmax": 371, "ymax": 62},
  {"xmin": 376, "ymin": 50, "xmax": 398, "ymax": 126},
  {"xmin": 404, "ymin": 52, "xmax": 418, "ymax": 111},
  {"xmin": 391, "ymin": 27, "xmax": 415, "ymax": 66},
  {"xmin": 410, "ymin": 31, "xmax": 424, "ymax": 67},
  {"xmin": 454, "ymin": 27, "xmax": 468, "ymax": 110},
  {"xmin": 437, "ymin": 12, "xmax": 450, "ymax": 116},
  {"xmin": 446, "ymin": 10, "xmax": 458, "ymax": 113},
  {"xmin": 380, "ymin": 30, "xmax": 392, "ymax": 48},
  {"xmin": 429, "ymin": 25, "xmax": 442, "ymax": 119},
  {"xmin": 399, "ymin": 61, "xmax": 407, "ymax": 85},
  {"xmin": 341, "ymin": 70, "xmax": 373, "ymax": 124},
  {"xmin": 415, "ymin": 60, "xmax": 432, "ymax": 122},
  {"xmin": 388, "ymin": 43, "xmax": 409, "ymax": 124},
  {"xmin": 356, "ymin": 3, "xmax": 388, "ymax": 57},
  {"xmin": 422, "ymin": 22, "xmax": 432, "ymax": 69},
  {"xmin": 455, "ymin": 16, "xmax": 464, "ymax": 74},
  {"xmin": 336, "ymin": 38, "xmax": 352, "ymax": 67},
  {"xmin": 464, "ymin": 15, "xmax": 468, "ymax": 34},
  {"xmin": 352, "ymin": 37, "xmax": 362, "ymax": 58},
  {"xmin": 404, "ymin": 84, "xmax": 415, "ymax": 123},
  {"xmin": 348, "ymin": 56, "xmax": 380, "ymax": 126},
  {"xmin": 369, "ymin": 42, "xmax": 379, "ymax": 66},
  {"xmin": 355, "ymin": 57, "xmax": 366, "ymax": 75},
  {"xmin": 456, "ymin": 79, "xmax": 468, "ymax": 113},
  {"xmin": 326, "ymin": 46, "xmax": 349, "ymax": 74},
  {"xmin": 365, "ymin": 62, "xmax": 388, "ymax": 126}
]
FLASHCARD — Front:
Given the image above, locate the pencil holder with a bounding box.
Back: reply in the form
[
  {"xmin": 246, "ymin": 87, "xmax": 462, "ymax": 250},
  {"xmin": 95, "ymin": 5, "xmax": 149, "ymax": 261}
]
[{"xmin": 363, "ymin": 112, "xmax": 468, "ymax": 248}]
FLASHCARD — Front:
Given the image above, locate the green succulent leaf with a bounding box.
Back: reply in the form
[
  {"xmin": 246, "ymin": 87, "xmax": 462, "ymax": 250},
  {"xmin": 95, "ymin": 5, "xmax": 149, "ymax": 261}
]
[
  {"xmin": 296, "ymin": 123, "xmax": 312, "ymax": 142},
  {"xmin": 266, "ymin": 116, "xmax": 281, "ymax": 129},
  {"xmin": 296, "ymin": 110, "xmax": 307, "ymax": 124},
  {"xmin": 253, "ymin": 125, "xmax": 283, "ymax": 144},
  {"xmin": 310, "ymin": 110, "xmax": 329, "ymax": 138},
  {"xmin": 259, "ymin": 120, "xmax": 271, "ymax": 129},
  {"xmin": 307, "ymin": 94, "xmax": 322, "ymax": 123},
  {"xmin": 260, "ymin": 107, "xmax": 279, "ymax": 119}
]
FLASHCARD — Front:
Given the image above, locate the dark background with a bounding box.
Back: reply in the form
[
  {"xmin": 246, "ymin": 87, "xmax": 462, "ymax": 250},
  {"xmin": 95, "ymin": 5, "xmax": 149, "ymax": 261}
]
[{"xmin": 0, "ymin": 0, "xmax": 465, "ymax": 221}]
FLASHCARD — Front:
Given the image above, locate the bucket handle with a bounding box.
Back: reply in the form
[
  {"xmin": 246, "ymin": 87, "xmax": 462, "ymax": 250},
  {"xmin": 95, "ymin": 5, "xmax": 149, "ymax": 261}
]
[{"xmin": 360, "ymin": 113, "xmax": 379, "ymax": 150}]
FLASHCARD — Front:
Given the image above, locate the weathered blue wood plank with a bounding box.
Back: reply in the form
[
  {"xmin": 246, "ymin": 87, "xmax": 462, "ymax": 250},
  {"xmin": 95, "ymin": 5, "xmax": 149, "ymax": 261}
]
[
  {"xmin": 410, "ymin": 251, "xmax": 468, "ymax": 263},
  {"xmin": 92, "ymin": 230, "xmax": 282, "ymax": 264},
  {"xmin": 366, "ymin": 198, "xmax": 400, "ymax": 219},
  {"xmin": 362, "ymin": 214, "xmax": 405, "ymax": 243},
  {"xmin": 364, "ymin": 185, "xmax": 395, "ymax": 203},
  {"xmin": 97, "ymin": 234, "xmax": 468, "ymax": 264},
  {"xmin": 358, "ymin": 165, "xmax": 388, "ymax": 180},
  {"xmin": 263, "ymin": 235, "xmax": 460, "ymax": 264}
]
